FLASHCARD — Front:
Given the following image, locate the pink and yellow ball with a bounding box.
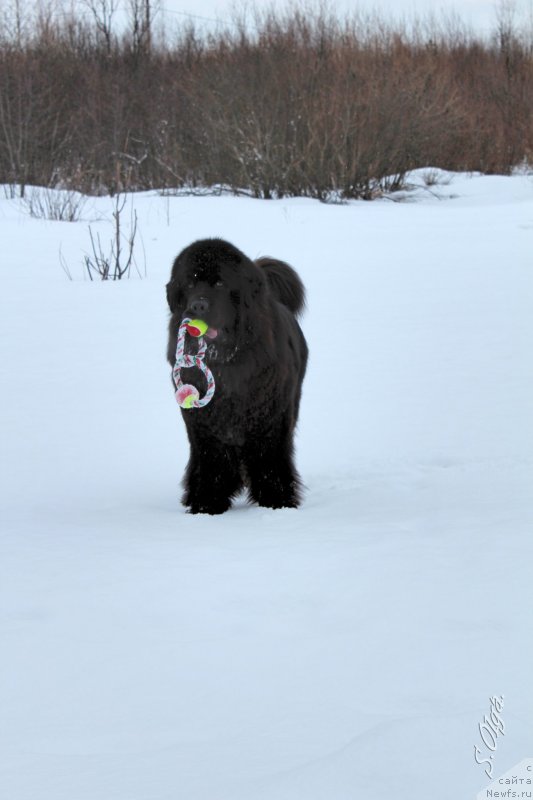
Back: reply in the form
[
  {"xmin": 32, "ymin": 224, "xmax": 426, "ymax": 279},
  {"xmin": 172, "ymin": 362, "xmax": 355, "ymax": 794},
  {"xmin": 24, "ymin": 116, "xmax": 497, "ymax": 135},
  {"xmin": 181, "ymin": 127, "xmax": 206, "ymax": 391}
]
[{"xmin": 176, "ymin": 384, "xmax": 200, "ymax": 408}]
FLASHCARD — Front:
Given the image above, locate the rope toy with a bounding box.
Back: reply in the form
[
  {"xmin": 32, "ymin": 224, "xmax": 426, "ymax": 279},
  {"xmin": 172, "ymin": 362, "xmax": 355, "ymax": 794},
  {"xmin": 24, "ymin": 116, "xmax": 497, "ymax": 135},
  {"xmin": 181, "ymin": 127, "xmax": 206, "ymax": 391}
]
[{"xmin": 173, "ymin": 318, "xmax": 215, "ymax": 409}]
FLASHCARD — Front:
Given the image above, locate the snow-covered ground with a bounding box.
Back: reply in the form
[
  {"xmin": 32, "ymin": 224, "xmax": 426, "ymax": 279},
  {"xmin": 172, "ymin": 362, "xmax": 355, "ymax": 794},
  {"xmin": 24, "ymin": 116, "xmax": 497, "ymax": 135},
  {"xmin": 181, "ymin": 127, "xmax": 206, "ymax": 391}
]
[{"xmin": 1, "ymin": 171, "xmax": 532, "ymax": 799}]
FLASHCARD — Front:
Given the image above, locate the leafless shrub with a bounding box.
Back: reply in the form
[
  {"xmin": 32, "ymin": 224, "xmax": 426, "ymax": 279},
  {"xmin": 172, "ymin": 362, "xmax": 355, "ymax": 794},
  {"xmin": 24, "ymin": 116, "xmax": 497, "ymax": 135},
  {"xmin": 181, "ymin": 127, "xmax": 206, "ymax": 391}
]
[
  {"xmin": 422, "ymin": 169, "xmax": 452, "ymax": 187},
  {"xmin": 21, "ymin": 187, "xmax": 87, "ymax": 221},
  {"xmin": 83, "ymin": 195, "xmax": 144, "ymax": 280}
]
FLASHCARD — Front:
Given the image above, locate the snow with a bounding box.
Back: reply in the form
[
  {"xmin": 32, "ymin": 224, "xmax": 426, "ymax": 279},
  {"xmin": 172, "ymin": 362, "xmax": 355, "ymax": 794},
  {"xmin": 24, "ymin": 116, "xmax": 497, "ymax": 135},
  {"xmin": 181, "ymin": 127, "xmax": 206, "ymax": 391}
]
[{"xmin": 0, "ymin": 171, "xmax": 532, "ymax": 799}]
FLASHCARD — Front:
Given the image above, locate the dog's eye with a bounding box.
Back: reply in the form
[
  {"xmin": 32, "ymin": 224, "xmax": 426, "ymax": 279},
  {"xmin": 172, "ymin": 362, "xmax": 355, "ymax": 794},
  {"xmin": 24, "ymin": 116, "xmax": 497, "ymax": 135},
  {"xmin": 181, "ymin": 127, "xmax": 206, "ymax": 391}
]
[{"xmin": 215, "ymin": 280, "xmax": 224, "ymax": 288}]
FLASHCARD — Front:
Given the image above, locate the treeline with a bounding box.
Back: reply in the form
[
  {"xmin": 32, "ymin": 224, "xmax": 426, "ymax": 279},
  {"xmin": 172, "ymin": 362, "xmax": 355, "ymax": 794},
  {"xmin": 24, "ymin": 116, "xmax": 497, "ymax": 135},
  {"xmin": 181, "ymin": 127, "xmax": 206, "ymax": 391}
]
[{"xmin": 0, "ymin": 2, "xmax": 532, "ymax": 199}]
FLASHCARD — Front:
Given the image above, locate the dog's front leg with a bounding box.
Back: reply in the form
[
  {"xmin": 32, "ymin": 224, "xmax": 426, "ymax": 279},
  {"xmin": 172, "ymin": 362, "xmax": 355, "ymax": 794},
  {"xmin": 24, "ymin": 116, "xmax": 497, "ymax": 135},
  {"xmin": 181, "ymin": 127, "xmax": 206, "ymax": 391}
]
[{"xmin": 182, "ymin": 431, "xmax": 242, "ymax": 515}]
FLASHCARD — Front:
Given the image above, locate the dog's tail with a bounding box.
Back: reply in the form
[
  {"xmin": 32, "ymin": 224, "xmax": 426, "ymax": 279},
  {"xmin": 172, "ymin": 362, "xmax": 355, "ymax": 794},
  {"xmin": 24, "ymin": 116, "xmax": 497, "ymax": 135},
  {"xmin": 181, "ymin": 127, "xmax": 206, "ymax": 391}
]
[{"xmin": 255, "ymin": 257, "xmax": 306, "ymax": 317}]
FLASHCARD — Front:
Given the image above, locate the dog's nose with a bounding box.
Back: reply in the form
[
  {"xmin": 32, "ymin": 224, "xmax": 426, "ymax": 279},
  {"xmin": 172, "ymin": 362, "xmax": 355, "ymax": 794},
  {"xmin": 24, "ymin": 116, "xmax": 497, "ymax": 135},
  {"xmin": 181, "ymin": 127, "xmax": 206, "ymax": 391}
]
[{"xmin": 189, "ymin": 297, "xmax": 209, "ymax": 317}]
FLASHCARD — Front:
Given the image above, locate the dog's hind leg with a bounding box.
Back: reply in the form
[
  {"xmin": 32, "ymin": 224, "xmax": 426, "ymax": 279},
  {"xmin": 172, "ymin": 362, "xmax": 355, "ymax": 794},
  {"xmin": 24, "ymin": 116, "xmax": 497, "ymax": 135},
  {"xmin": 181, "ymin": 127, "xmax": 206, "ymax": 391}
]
[{"xmin": 244, "ymin": 417, "xmax": 303, "ymax": 510}]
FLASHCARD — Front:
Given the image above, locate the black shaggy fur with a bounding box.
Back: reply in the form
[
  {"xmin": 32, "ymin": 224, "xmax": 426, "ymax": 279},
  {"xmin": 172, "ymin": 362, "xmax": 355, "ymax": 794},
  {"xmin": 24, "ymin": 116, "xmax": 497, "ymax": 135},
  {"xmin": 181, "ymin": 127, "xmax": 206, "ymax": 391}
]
[{"xmin": 166, "ymin": 238, "xmax": 308, "ymax": 515}]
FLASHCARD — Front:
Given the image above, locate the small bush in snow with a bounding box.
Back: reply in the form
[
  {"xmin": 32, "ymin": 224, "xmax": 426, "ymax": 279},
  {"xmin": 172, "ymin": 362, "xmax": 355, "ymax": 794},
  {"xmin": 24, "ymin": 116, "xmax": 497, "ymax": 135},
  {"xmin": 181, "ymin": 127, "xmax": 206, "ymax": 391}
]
[
  {"xmin": 60, "ymin": 194, "xmax": 145, "ymax": 281},
  {"xmin": 21, "ymin": 187, "xmax": 87, "ymax": 222},
  {"xmin": 83, "ymin": 195, "xmax": 144, "ymax": 281}
]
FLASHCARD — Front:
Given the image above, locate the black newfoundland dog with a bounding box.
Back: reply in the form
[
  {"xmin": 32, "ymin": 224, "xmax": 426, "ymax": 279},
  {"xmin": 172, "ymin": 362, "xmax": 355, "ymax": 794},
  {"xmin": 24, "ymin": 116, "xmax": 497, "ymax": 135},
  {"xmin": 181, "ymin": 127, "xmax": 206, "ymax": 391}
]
[{"xmin": 166, "ymin": 238, "xmax": 308, "ymax": 515}]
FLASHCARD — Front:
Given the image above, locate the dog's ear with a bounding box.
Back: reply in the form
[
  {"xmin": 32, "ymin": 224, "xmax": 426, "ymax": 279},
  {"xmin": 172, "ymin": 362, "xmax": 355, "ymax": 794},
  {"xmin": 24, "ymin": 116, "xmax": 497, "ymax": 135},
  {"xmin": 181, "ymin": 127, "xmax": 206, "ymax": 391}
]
[
  {"xmin": 167, "ymin": 251, "xmax": 185, "ymax": 312},
  {"xmin": 166, "ymin": 281, "xmax": 178, "ymax": 313}
]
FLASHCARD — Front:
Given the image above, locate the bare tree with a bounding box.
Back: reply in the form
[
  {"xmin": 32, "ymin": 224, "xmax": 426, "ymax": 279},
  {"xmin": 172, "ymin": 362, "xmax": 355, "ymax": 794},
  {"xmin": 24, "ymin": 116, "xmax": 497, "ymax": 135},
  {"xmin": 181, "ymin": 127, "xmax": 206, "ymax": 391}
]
[
  {"xmin": 0, "ymin": 0, "xmax": 29, "ymax": 47},
  {"xmin": 82, "ymin": 0, "xmax": 118, "ymax": 53},
  {"xmin": 495, "ymin": 0, "xmax": 517, "ymax": 55},
  {"xmin": 128, "ymin": 0, "xmax": 159, "ymax": 56}
]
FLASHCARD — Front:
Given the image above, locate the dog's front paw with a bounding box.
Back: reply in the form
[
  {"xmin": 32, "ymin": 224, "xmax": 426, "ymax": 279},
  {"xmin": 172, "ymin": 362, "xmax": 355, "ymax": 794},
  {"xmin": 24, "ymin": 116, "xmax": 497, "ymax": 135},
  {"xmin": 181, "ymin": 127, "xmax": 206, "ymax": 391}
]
[
  {"xmin": 255, "ymin": 495, "xmax": 300, "ymax": 510},
  {"xmin": 184, "ymin": 497, "xmax": 232, "ymax": 515},
  {"xmin": 249, "ymin": 482, "xmax": 301, "ymax": 510},
  {"xmin": 187, "ymin": 503, "xmax": 230, "ymax": 516}
]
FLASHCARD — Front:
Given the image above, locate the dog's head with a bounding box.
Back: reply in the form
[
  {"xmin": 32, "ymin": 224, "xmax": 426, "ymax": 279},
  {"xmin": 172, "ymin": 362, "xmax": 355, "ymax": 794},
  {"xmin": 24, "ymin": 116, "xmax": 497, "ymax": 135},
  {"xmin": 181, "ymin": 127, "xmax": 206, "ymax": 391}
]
[{"xmin": 166, "ymin": 239, "xmax": 270, "ymax": 360}]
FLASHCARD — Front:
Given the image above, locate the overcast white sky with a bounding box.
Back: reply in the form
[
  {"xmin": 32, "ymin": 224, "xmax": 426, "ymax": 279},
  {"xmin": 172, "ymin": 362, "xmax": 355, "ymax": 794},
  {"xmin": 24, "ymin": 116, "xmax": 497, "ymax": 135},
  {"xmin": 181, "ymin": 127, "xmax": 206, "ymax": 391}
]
[{"xmin": 156, "ymin": 0, "xmax": 509, "ymax": 34}]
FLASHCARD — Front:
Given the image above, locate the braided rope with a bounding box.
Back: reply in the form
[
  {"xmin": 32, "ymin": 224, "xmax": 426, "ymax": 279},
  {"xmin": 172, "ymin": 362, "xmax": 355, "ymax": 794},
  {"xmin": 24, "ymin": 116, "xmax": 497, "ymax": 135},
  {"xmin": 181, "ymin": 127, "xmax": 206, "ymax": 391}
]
[{"xmin": 173, "ymin": 318, "xmax": 215, "ymax": 409}]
